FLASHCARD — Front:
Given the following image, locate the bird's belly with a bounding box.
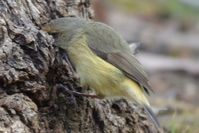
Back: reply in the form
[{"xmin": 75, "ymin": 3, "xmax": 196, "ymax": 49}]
[
  {"xmin": 77, "ymin": 57, "xmax": 125, "ymax": 97},
  {"xmin": 67, "ymin": 43, "xmax": 126, "ymax": 97}
]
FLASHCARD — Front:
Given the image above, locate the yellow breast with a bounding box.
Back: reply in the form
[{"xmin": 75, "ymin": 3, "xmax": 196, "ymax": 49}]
[
  {"xmin": 66, "ymin": 36, "xmax": 125, "ymax": 97},
  {"xmin": 66, "ymin": 35, "xmax": 149, "ymax": 105}
]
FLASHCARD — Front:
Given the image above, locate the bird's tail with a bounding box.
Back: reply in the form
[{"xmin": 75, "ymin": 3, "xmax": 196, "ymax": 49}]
[
  {"xmin": 124, "ymin": 79, "xmax": 160, "ymax": 128},
  {"xmin": 144, "ymin": 105, "xmax": 160, "ymax": 129}
]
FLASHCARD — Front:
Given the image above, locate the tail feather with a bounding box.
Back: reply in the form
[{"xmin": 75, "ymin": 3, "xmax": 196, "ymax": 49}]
[
  {"xmin": 124, "ymin": 79, "xmax": 160, "ymax": 128},
  {"xmin": 144, "ymin": 105, "xmax": 160, "ymax": 129}
]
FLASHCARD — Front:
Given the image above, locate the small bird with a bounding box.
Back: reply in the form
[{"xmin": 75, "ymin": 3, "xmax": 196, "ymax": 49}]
[{"xmin": 42, "ymin": 17, "xmax": 160, "ymax": 128}]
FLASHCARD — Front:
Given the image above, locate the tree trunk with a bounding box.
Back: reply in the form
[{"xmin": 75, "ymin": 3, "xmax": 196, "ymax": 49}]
[{"xmin": 0, "ymin": 0, "xmax": 163, "ymax": 132}]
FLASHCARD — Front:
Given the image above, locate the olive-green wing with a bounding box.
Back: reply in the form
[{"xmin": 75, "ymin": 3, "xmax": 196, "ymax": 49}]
[
  {"xmin": 86, "ymin": 22, "xmax": 152, "ymax": 94},
  {"xmin": 107, "ymin": 52, "xmax": 151, "ymax": 94}
]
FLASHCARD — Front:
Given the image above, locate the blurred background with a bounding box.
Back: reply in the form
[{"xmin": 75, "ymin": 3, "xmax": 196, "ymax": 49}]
[{"xmin": 92, "ymin": 0, "xmax": 199, "ymax": 132}]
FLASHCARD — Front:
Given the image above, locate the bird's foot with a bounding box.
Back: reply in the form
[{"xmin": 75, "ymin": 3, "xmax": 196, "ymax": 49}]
[{"xmin": 55, "ymin": 84, "xmax": 103, "ymax": 99}]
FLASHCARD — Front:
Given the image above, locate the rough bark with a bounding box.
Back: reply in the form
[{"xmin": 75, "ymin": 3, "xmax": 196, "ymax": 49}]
[{"xmin": 0, "ymin": 0, "xmax": 163, "ymax": 132}]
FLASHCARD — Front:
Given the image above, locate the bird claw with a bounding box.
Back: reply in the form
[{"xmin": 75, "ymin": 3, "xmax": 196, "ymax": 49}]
[{"xmin": 55, "ymin": 84, "xmax": 102, "ymax": 99}]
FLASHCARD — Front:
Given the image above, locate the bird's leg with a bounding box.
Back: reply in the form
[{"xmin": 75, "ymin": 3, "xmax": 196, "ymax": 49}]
[
  {"xmin": 55, "ymin": 84, "xmax": 103, "ymax": 99},
  {"xmin": 72, "ymin": 91, "xmax": 103, "ymax": 99},
  {"xmin": 54, "ymin": 84, "xmax": 78, "ymax": 106}
]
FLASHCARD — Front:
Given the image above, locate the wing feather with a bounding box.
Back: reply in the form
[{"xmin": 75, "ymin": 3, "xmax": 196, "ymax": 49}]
[
  {"xmin": 107, "ymin": 52, "xmax": 152, "ymax": 94},
  {"xmin": 86, "ymin": 22, "xmax": 153, "ymax": 94}
]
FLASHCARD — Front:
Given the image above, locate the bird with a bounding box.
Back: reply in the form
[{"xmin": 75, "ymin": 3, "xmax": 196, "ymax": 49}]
[{"xmin": 42, "ymin": 17, "xmax": 160, "ymax": 128}]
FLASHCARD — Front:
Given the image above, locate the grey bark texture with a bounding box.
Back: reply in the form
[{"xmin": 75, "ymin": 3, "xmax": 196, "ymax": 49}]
[{"xmin": 0, "ymin": 0, "xmax": 164, "ymax": 133}]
